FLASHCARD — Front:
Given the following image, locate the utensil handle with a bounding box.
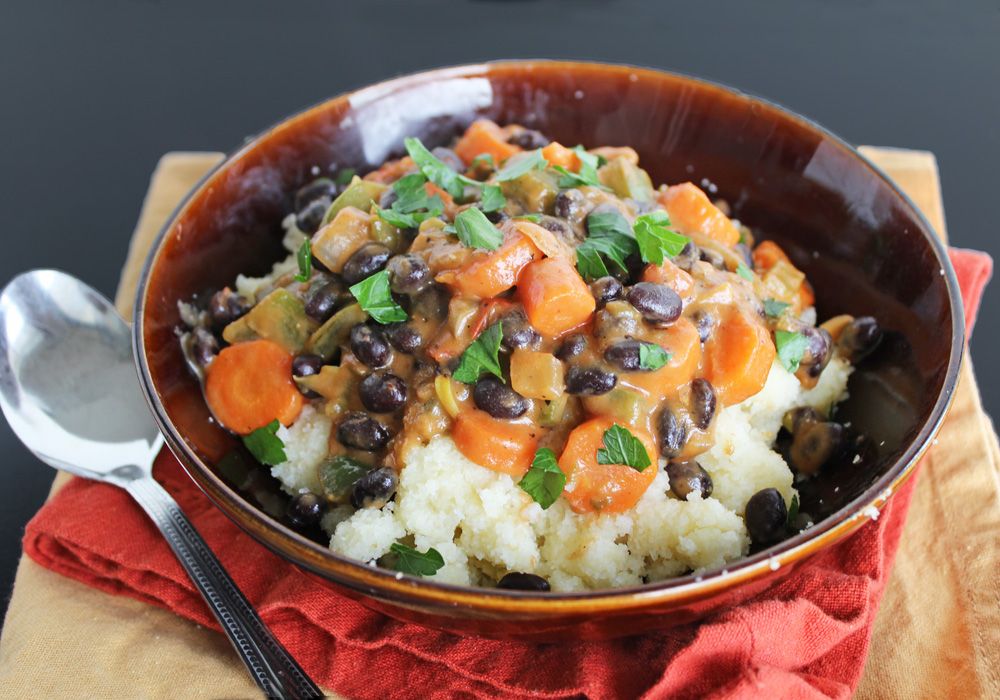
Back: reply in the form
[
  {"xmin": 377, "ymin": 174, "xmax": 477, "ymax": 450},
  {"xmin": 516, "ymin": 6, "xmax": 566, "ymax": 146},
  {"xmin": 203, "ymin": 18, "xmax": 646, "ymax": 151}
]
[{"xmin": 126, "ymin": 476, "xmax": 323, "ymax": 699}]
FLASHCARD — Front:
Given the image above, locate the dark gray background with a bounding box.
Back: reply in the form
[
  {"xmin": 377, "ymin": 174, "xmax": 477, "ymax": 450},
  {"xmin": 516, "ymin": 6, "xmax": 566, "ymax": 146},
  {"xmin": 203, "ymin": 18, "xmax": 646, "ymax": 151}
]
[{"xmin": 1, "ymin": 0, "xmax": 996, "ymax": 614}]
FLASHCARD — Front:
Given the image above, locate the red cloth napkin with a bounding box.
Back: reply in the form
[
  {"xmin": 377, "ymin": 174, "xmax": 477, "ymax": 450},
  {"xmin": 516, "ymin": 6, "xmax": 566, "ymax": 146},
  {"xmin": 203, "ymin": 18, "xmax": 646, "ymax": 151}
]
[{"xmin": 22, "ymin": 249, "xmax": 992, "ymax": 699}]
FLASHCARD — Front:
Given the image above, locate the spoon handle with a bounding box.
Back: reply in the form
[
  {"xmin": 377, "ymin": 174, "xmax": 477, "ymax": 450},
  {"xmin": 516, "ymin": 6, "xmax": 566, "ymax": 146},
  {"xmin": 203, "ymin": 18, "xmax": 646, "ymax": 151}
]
[{"xmin": 126, "ymin": 476, "xmax": 323, "ymax": 699}]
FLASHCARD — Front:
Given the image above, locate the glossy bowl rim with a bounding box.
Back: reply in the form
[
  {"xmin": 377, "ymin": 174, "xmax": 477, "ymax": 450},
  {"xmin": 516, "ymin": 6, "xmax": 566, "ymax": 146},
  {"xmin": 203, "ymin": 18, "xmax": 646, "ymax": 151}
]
[{"xmin": 133, "ymin": 59, "xmax": 965, "ymax": 615}]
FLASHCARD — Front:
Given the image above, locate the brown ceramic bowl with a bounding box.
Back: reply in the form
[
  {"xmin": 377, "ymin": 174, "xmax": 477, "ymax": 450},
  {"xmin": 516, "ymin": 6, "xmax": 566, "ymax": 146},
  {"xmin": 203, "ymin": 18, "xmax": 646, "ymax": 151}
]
[{"xmin": 134, "ymin": 60, "xmax": 964, "ymax": 641}]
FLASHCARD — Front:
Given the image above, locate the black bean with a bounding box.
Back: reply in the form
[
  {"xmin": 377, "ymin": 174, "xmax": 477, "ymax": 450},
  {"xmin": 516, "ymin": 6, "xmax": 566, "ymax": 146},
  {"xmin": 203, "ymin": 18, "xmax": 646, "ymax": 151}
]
[
  {"xmin": 538, "ymin": 216, "xmax": 573, "ymax": 239},
  {"xmin": 627, "ymin": 283, "xmax": 683, "ymax": 326},
  {"xmin": 673, "ymin": 241, "xmax": 700, "ymax": 272},
  {"xmin": 666, "ymin": 460, "xmax": 713, "ymax": 500},
  {"xmin": 305, "ymin": 280, "xmax": 346, "ymax": 322},
  {"xmin": 473, "ymin": 376, "xmax": 529, "ymax": 419},
  {"xmin": 497, "ymin": 572, "xmax": 551, "ymax": 591},
  {"xmin": 603, "ymin": 339, "xmax": 662, "ymax": 372},
  {"xmin": 658, "ymin": 406, "xmax": 687, "ymax": 459},
  {"xmin": 359, "ymin": 372, "xmax": 407, "ymax": 413},
  {"xmin": 292, "ymin": 353, "xmax": 324, "ymax": 378},
  {"xmin": 296, "ymin": 199, "xmax": 330, "ymax": 235},
  {"xmin": 191, "ymin": 327, "xmax": 218, "ymax": 367},
  {"xmin": 350, "ymin": 324, "xmax": 391, "ymax": 368},
  {"xmin": 500, "ymin": 310, "xmax": 542, "ymax": 351},
  {"xmin": 350, "ymin": 467, "xmax": 398, "ymax": 509},
  {"xmin": 431, "ymin": 147, "xmax": 465, "ymax": 173},
  {"xmin": 342, "ymin": 243, "xmax": 392, "ymax": 286},
  {"xmin": 485, "ymin": 210, "xmax": 509, "ymax": 224},
  {"xmin": 337, "ymin": 412, "xmax": 391, "ymax": 451},
  {"xmin": 799, "ymin": 327, "xmax": 833, "ymax": 378},
  {"xmin": 555, "ymin": 334, "xmax": 587, "ymax": 360},
  {"xmin": 745, "ymin": 488, "xmax": 788, "ymax": 545},
  {"xmin": 789, "ymin": 421, "xmax": 845, "ymax": 475},
  {"xmin": 410, "ymin": 285, "xmax": 450, "ymax": 321},
  {"xmin": 386, "ymin": 254, "xmax": 432, "ymax": 295},
  {"xmin": 378, "ymin": 187, "xmax": 399, "ymax": 210},
  {"xmin": 384, "ymin": 323, "xmax": 423, "ymax": 353},
  {"xmin": 554, "ymin": 189, "xmax": 588, "ymax": 220},
  {"xmin": 783, "ymin": 406, "xmax": 822, "ymax": 434},
  {"xmin": 689, "ymin": 378, "xmax": 716, "ymax": 430},
  {"xmin": 590, "ymin": 276, "xmax": 624, "ymax": 308},
  {"xmin": 699, "ymin": 247, "xmax": 726, "ymax": 270},
  {"xmin": 286, "ymin": 491, "xmax": 326, "ymax": 529},
  {"xmin": 692, "ymin": 310, "xmax": 714, "ymax": 343},
  {"xmin": 836, "ymin": 317, "xmax": 883, "ymax": 363},
  {"xmin": 565, "ymin": 366, "xmax": 617, "ymax": 396},
  {"xmin": 506, "ymin": 129, "xmax": 550, "ymax": 149},
  {"xmin": 208, "ymin": 287, "xmax": 250, "ymax": 328},
  {"xmin": 294, "ymin": 177, "xmax": 338, "ymax": 211},
  {"xmin": 593, "ymin": 304, "xmax": 642, "ymax": 340}
]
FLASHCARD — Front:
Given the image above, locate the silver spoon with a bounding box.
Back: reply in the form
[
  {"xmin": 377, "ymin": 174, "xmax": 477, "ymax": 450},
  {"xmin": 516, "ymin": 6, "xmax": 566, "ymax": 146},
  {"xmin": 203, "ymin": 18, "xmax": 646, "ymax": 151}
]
[{"xmin": 0, "ymin": 270, "xmax": 323, "ymax": 700}]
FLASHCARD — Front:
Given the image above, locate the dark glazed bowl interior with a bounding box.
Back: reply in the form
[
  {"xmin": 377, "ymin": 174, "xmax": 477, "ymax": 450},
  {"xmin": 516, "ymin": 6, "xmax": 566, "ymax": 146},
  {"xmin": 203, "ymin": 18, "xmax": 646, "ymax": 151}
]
[{"xmin": 135, "ymin": 61, "xmax": 963, "ymax": 639}]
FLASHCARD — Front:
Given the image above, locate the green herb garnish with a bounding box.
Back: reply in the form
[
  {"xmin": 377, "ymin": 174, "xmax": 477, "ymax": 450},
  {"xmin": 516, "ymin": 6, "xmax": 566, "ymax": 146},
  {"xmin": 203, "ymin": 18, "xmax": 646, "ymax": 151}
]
[
  {"xmin": 513, "ymin": 214, "xmax": 543, "ymax": 223},
  {"xmin": 242, "ymin": 420, "xmax": 286, "ymax": 466},
  {"xmin": 294, "ymin": 239, "xmax": 312, "ymax": 282},
  {"xmin": 632, "ymin": 210, "xmax": 689, "ymax": 265},
  {"xmin": 452, "ymin": 207, "xmax": 504, "ymax": 251},
  {"xmin": 470, "ymin": 153, "xmax": 495, "ymax": 170},
  {"xmin": 763, "ymin": 298, "xmax": 791, "ymax": 318},
  {"xmin": 553, "ymin": 146, "xmax": 608, "ymax": 190},
  {"xmin": 349, "ymin": 270, "xmax": 408, "ymax": 324},
  {"xmin": 404, "ymin": 137, "xmax": 477, "ymax": 198},
  {"xmin": 390, "ymin": 543, "xmax": 445, "ymax": 577},
  {"xmin": 478, "ymin": 184, "xmax": 506, "ymax": 213},
  {"xmin": 518, "ymin": 448, "xmax": 566, "ymax": 510},
  {"xmin": 775, "ymin": 330, "xmax": 809, "ymax": 372},
  {"xmin": 786, "ymin": 493, "xmax": 800, "ymax": 529},
  {"xmin": 392, "ymin": 173, "xmax": 444, "ymax": 215},
  {"xmin": 596, "ymin": 424, "xmax": 652, "ymax": 472},
  {"xmin": 736, "ymin": 262, "xmax": 754, "ymax": 281},
  {"xmin": 452, "ymin": 321, "xmax": 504, "ymax": 384},
  {"xmin": 638, "ymin": 343, "xmax": 671, "ymax": 371},
  {"xmin": 496, "ymin": 149, "xmax": 548, "ymax": 182},
  {"xmin": 334, "ymin": 168, "xmax": 357, "ymax": 185},
  {"xmin": 575, "ymin": 209, "xmax": 637, "ymax": 281}
]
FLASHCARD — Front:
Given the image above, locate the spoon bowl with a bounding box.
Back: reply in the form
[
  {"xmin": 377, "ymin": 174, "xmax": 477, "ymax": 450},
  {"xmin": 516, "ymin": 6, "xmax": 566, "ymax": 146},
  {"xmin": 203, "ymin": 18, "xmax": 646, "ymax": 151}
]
[{"xmin": 0, "ymin": 270, "xmax": 160, "ymax": 483}]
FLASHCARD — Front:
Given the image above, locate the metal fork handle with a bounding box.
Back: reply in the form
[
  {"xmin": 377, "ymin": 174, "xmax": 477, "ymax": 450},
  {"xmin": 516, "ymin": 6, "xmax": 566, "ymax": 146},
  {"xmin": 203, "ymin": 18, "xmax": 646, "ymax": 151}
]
[{"xmin": 126, "ymin": 476, "xmax": 323, "ymax": 699}]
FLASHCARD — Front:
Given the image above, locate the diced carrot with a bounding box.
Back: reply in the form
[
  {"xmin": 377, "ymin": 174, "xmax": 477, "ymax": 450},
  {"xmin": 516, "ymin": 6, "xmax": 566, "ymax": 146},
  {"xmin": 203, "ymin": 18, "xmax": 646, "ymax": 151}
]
[
  {"xmin": 452, "ymin": 409, "xmax": 540, "ymax": 477},
  {"xmin": 205, "ymin": 340, "xmax": 303, "ymax": 435},
  {"xmin": 518, "ymin": 258, "xmax": 596, "ymax": 337},
  {"xmin": 619, "ymin": 317, "xmax": 702, "ymax": 400},
  {"xmin": 363, "ymin": 157, "xmax": 415, "ymax": 184},
  {"xmin": 752, "ymin": 240, "xmax": 790, "ymax": 271},
  {"xmin": 703, "ymin": 307, "xmax": 775, "ymax": 405},
  {"xmin": 558, "ymin": 417, "xmax": 658, "ymax": 514},
  {"xmin": 641, "ymin": 260, "xmax": 696, "ymax": 302},
  {"xmin": 541, "ymin": 142, "xmax": 580, "ymax": 171},
  {"xmin": 659, "ymin": 182, "xmax": 740, "ymax": 247},
  {"xmin": 454, "ymin": 120, "xmax": 521, "ymax": 166},
  {"xmin": 445, "ymin": 231, "xmax": 543, "ymax": 299}
]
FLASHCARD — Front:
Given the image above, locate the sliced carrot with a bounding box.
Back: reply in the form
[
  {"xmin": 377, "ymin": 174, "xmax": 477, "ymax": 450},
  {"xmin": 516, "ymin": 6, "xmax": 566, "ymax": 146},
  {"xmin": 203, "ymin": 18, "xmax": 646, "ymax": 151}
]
[
  {"xmin": 518, "ymin": 258, "xmax": 596, "ymax": 337},
  {"xmin": 541, "ymin": 142, "xmax": 580, "ymax": 171},
  {"xmin": 454, "ymin": 120, "xmax": 521, "ymax": 166},
  {"xmin": 659, "ymin": 182, "xmax": 740, "ymax": 247},
  {"xmin": 363, "ymin": 156, "xmax": 415, "ymax": 184},
  {"xmin": 641, "ymin": 260, "xmax": 696, "ymax": 302},
  {"xmin": 752, "ymin": 240, "xmax": 790, "ymax": 270},
  {"xmin": 444, "ymin": 231, "xmax": 543, "ymax": 299},
  {"xmin": 205, "ymin": 339, "xmax": 303, "ymax": 435},
  {"xmin": 703, "ymin": 307, "xmax": 775, "ymax": 405},
  {"xmin": 619, "ymin": 317, "xmax": 702, "ymax": 400},
  {"xmin": 558, "ymin": 417, "xmax": 658, "ymax": 514},
  {"xmin": 452, "ymin": 410, "xmax": 539, "ymax": 477}
]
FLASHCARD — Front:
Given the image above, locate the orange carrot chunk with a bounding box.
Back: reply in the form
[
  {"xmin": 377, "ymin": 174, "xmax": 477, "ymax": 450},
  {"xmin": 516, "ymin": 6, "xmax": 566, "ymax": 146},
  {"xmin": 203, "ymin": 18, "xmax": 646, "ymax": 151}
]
[
  {"xmin": 620, "ymin": 317, "xmax": 702, "ymax": 401},
  {"xmin": 518, "ymin": 258, "xmax": 596, "ymax": 337},
  {"xmin": 704, "ymin": 307, "xmax": 775, "ymax": 405},
  {"xmin": 444, "ymin": 231, "xmax": 543, "ymax": 299},
  {"xmin": 454, "ymin": 120, "xmax": 521, "ymax": 166},
  {"xmin": 659, "ymin": 182, "xmax": 741, "ymax": 247},
  {"xmin": 205, "ymin": 339, "xmax": 303, "ymax": 435},
  {"xmin": 558, "ymin": 417, "xmax": 659, "ymax": 514},
  {"xmin": 453, "ymin": 409, "xmax": 539, "ymax": 477},
  {"xmin": 541, "ymin": 142, "xmax": 580, "ymax": 171}
]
